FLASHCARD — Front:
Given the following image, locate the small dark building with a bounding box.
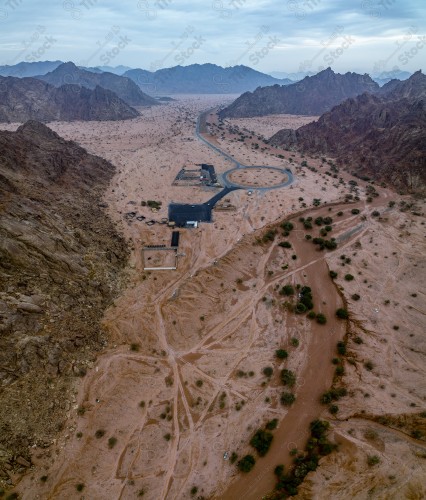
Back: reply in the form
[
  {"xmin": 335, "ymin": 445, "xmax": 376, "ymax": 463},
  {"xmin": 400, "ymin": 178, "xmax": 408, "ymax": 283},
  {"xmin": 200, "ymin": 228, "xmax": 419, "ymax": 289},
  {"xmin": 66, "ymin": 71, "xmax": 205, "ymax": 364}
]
[{"xmin": 171, "ymin": 231, "xmax": 180, "ymax": 248}]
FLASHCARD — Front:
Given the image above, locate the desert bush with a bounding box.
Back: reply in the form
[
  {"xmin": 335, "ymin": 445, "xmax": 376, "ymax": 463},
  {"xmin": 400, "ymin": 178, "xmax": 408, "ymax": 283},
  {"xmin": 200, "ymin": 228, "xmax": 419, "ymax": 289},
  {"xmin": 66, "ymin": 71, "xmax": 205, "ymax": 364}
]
[
  {"xmin": 316, "ymin": 313, "xmax": 327, "ymax": 324},
  {"xmin": 237, "ymin": 455, "xmax": 256, "ymax": 472},
  {"xmin": 250, "ymin": 429, "xmax": 274, "ymax": 456},
  {"xmin": 281, "ymin": 369, "xmax": 296, "ymax": 387},
  {"xmin": 280, "ymin": 285, "xmax": 294, "ymax": 296},
  {"xmin": 337, "ymin": 341, "xmax": 347, "ymax": 355},
  {"xmin": 279, "ymin": 241, "xmax": 292, "ymax": 248},
  {"xmin": 276, "ymin": 349, "xmax": 288, "ymax": 359},
  {"xmin": 281, "ymin": 392, "xmax": 296, "ymax": 406},
  {"xmin": 336, "ymin": 308, "xmax": 349, "ymax": 319},
  {"xmin": 108, "ymin": 437, "xmax": 117, "ymax": 449}
]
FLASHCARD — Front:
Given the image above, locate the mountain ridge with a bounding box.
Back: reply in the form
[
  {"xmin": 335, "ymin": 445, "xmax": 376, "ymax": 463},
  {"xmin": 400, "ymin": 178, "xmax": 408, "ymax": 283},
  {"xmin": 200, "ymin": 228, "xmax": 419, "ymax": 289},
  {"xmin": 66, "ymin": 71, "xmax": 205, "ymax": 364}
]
[
  {"xmin": 269, "ymin": 71, "xmax": 426, "ymax": 192},
  {"xmin": 0, "ymin": 75, "xmax": 139, "ymax": 122},
  {"xmin": 37, "ymin": 62, "xmax": 158, "ymax": 106},
  {"xmin": 220, "ymin": 67, "xmax": 380, "ymax": 118}
]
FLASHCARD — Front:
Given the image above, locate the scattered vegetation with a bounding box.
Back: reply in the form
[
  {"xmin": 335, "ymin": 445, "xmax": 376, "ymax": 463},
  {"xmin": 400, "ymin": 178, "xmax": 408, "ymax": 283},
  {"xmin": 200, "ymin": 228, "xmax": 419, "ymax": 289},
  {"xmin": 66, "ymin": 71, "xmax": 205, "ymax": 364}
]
[{"xmin": 271, "ymin": 420, "xmax": 336, "ymax": 498}]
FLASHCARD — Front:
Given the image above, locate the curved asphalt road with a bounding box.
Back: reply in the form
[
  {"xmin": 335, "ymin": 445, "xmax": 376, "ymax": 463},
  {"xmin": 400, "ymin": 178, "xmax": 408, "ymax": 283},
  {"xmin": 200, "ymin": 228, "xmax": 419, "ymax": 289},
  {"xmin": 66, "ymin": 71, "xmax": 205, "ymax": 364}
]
[
  {"xmin": 195, "ymin": 108, "xmax": 294, "ymax": 190},
  {"xmin": 168, "ymin": 108, "xmax": 294, "ymax": 224}
]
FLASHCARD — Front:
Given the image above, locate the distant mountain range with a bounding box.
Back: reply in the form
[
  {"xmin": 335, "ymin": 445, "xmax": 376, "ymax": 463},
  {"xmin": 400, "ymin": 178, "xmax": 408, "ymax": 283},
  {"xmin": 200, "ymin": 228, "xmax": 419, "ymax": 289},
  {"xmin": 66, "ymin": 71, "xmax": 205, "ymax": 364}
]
[
  {"xmin": 123, "ymin": 64, "xmax": 293, "ymax": 94},
  {"xmin": 85, "ymin": 65, "xmax": 132, "ymax": 75},
  {"xmin": 36, "ymin": 62, "xmax": 157, "ymax": 107},
  {"xmin": 0, "ymin": 60, "xmax": 63, "ymax": 78},
  {"xmin": 220, "ymin": 68, "xmax": 379, "ymax": 118},
  {"xmin": 269, "ymin": 71, "xmax": 426, "ymax": 192},
  {"xmin": 269, "ymin": 69, "xmax": 413, "ymax": 86},
  {"xmin": 0, "ymin": 76, "xmax": 139, "ymax": 122}
]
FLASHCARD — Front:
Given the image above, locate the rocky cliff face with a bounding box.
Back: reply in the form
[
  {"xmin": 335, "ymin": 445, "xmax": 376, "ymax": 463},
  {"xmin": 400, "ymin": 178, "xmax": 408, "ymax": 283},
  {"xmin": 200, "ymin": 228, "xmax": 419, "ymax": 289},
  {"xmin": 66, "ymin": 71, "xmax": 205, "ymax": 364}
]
[
  {"xmin": 38, "ymin": 62, "xmax": 158, "ymax": 107},
  {"xmin": 0, "ymin": 121, "xmax": 128, "ymax": 475},
  {"xmin": 269, "ymin": 72, "xmax": 426, "ymax": 192},
  {"xmin": 0, "ymin": 76, "xmax": 139, "ymax": 122},
  {"xmin": 220, "ymin": 67, "xmax": 379, "ymax": 118}
]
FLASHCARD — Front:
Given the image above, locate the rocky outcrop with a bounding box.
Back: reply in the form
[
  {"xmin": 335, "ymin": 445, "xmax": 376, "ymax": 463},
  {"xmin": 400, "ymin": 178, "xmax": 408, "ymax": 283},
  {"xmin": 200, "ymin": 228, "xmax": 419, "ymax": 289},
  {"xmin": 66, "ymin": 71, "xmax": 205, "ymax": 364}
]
[
  {"xmin": 269, "ymin": 72, "xmax": 426, "ymax": 192},
  {"xmin": 220, "ymin": 67, "xmax": 379, "ymax": 118},
  {"xmin": 0, "ymin": 121, "xmax": 128, "ymax": 472},
  {"xmin": 0, "ymin": 76, "xmax": 139, "ymax": 122},
  {"xmin": 38, "ymin": 62, "xmax": 158, "ymax": 107}
]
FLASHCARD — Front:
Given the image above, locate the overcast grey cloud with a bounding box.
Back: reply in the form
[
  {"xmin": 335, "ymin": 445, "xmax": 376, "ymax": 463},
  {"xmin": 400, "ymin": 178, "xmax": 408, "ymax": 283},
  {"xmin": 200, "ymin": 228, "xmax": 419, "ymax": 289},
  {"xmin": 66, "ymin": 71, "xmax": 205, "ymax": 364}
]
[{"xmin": 0, "ymin": 0, "xmax": 425, "ymax": 74}]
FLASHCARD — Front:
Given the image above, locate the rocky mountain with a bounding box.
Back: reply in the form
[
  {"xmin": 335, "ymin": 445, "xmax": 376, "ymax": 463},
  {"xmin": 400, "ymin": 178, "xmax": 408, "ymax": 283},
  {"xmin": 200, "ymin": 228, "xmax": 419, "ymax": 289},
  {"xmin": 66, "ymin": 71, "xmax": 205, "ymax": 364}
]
[
  {"xmin": 0, "ymin": 121, "xmax": 128, "ymax": 474},
  {"xmin": 269, "ymin": 71, "xmax": 426, "ymax": 192},
  {"xmin": 0, "ymin": 60, "xmax": 63, "ymax": 78},
  {"xmin": 86, "ymin": 65, "xmax": 132, "ymax": 75},
  {"xmin": 123, "ymin": 63, "xmax": 293, "ymax": 94},
  {"xmin": 220, "ymin": 67, "xmax": 379, "ymax": 118},
  {"xmin": 0, "ymin": 75, "xmax": 139, "ymax": 122},
  {"xmin": 37, "ymin": 62, "xmax": 158, "ymax": 107},
  {"xmin": 372, "ymin": 69, "xmax": 412, "ymax": 86}
]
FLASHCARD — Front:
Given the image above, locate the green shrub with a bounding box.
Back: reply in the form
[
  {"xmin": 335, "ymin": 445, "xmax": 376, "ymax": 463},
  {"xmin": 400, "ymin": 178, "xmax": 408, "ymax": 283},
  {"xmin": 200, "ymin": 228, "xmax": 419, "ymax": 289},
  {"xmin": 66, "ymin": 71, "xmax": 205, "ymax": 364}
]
[
  {"xmin": 237, "ymin": 454, "xmax": 256, "ymax": 472},
  {"xmin": 344, "ymin": 274, "xmax": 354, "ymax": 281},
  {"xmin": 295, "ymin": 302, "xmax": 307, "ymax": 314},
  {"xmin": 329, "ymin": 405, "xmax": 339, "ymax": 414},
  {"xmin": 266, "ymin": 419, "xmax": 278, "ymax": 430},
  {"xmin": 108, "ymin": 437, "xmax": 117, "ymax": 449},
  {"xmin": 281, "ymin": 392, "xmax": 296, "ymax": 406},
  {"xmin": 276, "ymin": 349, "xmax": 288, "ymax": 359},
  {"xmin": 367, "ymin": 455, "xmax": 380, "ymax": 466},
  {"xmin": 316, "ymin": 313, "xmax": 327, "ymax": 324},
  {"xmin": 336, "ymin": 308, "xmax": 349, "ymax": 319},
  {"xmin": 337, "ymin": 341, "xmax": 347, "ymax": 355},
  {"xmin": 263, "ymin": 366, "xmax": 274, "ymax": 377},
  {"xmin": 281, "ymin": 222, "xmax": 294, "ymax": 232},
  {"xmin": 280, "ymin": 285, "xmax": 294, "ymax": 296},
  {"xmin": 250, "ymin": 429, "xmax": 273, "ymax": 456},
  {"xmin": 329, "ymin": 270, "xmax": 338, "ymax": 279},
  {"xmin": 281, "ymin": 369, "xmax": 296, "ymax": 387}
]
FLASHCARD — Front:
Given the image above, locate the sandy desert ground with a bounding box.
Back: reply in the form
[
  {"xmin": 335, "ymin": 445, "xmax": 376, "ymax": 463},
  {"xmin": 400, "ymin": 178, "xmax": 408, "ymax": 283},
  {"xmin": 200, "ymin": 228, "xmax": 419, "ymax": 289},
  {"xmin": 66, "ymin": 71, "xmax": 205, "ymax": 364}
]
[{"xmin": 2, "ymin": 96, "xmax": 425, "ymax": 499}]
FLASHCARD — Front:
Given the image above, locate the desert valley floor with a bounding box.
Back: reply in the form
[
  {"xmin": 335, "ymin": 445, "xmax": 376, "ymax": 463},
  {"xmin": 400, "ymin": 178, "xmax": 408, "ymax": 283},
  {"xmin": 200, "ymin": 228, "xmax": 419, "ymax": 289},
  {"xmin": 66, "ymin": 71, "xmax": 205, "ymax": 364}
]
[{"xmin": 1, "ymin": 96, "xmax": 425, "ymax": 499}]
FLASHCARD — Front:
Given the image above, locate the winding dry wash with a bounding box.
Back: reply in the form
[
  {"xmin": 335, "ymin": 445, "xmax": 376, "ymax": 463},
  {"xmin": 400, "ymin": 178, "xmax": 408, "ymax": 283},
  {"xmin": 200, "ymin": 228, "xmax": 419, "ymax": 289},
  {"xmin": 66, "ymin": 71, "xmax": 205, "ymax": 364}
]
[{"xmin": 11, "ymin": 96, "xmax": 426, "ymax": 499}]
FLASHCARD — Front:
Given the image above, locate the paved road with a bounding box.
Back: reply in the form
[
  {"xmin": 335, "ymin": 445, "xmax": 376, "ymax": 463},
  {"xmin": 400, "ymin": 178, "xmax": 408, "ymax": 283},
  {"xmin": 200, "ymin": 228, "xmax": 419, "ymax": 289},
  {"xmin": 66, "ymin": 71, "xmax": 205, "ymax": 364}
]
[
  {"xmin": 196, "ymin": 108, "xmax": 294, "ymax": 190},
  {"xmin": 169, "ymin": 108, "xmax": 294, "ymax": 225}
]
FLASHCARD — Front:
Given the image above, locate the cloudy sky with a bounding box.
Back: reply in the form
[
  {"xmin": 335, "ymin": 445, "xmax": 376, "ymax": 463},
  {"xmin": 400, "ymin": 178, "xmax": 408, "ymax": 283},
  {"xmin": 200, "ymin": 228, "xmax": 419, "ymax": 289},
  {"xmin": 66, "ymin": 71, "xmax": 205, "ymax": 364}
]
[{"xmin": 0, "ymin": 0, "xmax": 425, "ymax": 75}]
